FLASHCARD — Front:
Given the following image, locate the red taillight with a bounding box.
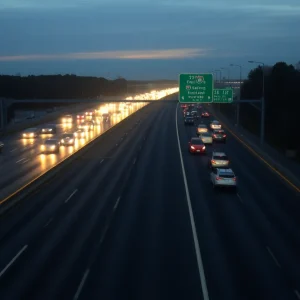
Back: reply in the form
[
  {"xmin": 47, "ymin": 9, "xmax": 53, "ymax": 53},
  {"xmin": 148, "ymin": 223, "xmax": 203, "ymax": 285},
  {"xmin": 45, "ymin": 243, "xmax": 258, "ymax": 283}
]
[
  {"xmin": 232, "ymin": 177, "xmax": 236, "ymax": 181},
  {"xmin": 223, "ymin": 134, "xmax": 226, "ymax": 137},
  {"xmin": 216, "ymin": 177, "xmax": 221, "ymax": 180},
  {"xmin": 213, "ymin": 134, "xmax": 217, "ymax": 138},
  {"xmin": 211, "ymin": 160, "xmax": 215, "ymax": 164}
]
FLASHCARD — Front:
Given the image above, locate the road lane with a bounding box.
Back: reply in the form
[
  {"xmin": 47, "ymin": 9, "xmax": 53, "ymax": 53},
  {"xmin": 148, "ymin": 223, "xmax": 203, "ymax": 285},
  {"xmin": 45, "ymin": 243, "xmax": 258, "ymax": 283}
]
[
  {"xmin": 0, "ymin": 102, "xmax": 187, "ymax": 300},
  {"xmin": 0, "ymin": 102, "xmax": 148, "ymax": 201},
  {"xmin": 77, "ymin": 102, "xmax": 204, "ymax": 300},
  {"xmin": 177, "ymin": 104, "xmax": 300, "ymax": 300}
]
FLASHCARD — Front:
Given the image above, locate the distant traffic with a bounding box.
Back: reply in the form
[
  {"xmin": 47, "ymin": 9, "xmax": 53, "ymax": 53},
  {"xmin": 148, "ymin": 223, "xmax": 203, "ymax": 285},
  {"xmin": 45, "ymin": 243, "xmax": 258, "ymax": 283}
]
[{"xmin": 182, "ymin": 103, "xmax": 237, "ymax": 192}]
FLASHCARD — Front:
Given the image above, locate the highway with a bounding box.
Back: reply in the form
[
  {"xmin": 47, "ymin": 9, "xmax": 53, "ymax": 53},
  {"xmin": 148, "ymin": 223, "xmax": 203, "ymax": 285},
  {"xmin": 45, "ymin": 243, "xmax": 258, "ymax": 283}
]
[
  {"xmin": 0, "ymin": 100, "xmax": 299, "ymax": 300},
  {"xmin": 0, "ymin": 102, "xmax": 147, "ymax": 201}
]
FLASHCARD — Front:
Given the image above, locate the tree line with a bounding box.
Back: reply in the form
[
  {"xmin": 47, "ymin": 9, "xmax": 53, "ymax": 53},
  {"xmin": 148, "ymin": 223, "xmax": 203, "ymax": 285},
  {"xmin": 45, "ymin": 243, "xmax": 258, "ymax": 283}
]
[
  {"xmin": 0, "ymin": 74, "xmax": 128, "ymax": 99},
  {"xmin": 220, "ymin": 61, "xmax": 300, "ymax": 158}
]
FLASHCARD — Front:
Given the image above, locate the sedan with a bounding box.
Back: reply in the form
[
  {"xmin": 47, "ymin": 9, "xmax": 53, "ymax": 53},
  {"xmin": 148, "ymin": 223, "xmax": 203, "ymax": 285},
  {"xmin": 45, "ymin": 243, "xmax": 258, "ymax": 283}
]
[
  {"xmin": 60, "ymin": 133, "xmax": 75, "ymax": 146},
  {"xmin": 199, "ymin": 132, "xmax": 213, "ymax": 144},
  {"xmin": 40, "ymin": 139, "xmax": 60, "ymax": 154},
  {"xmin": 188, "ymin": 138, "xmax": 206, "ymax": 154}
]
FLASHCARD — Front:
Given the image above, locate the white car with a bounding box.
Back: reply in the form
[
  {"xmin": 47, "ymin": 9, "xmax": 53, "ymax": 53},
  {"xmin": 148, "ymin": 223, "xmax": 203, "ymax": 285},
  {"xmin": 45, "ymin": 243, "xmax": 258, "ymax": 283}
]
[
  {"xmin": 210, "ymin": 168, "xmax": 237, "ymax": 191},
  {"xmin": 210, "ymin": 120, "xmax": 222, "ymax": 130},
  {"xmin": 209, "ymin": 152, "xmax": 229, "ymax": 168}
]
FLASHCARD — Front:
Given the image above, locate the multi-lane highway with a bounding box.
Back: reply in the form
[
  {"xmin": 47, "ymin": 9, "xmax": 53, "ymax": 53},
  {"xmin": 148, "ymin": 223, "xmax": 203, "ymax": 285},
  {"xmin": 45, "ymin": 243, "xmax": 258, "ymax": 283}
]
[
  {"xmin": 0, "ymin": 102, "xmax": 147, "ymax": 200},
  {"xmin": 0, "ymin": 99, "xmax": 299, "ymax": 300}
]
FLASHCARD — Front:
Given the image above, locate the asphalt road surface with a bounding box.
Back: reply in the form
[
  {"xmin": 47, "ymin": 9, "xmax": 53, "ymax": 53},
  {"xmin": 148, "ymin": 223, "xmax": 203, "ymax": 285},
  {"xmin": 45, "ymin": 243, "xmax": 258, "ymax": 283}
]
[
  {"xmin": 0, "ymin": 102, "xmax": 146, "ymax": 201},
  {"xmin": 0, "ymin": 101, "xmax": 299, "ymax": 300}
]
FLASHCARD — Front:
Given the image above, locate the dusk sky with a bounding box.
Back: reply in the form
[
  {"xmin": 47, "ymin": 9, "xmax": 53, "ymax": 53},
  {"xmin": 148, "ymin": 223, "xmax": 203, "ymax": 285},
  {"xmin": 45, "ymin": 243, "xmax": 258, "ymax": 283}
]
[{"xmin": 1, "ymin": 0, "xmax": 300, "ymax": 80}]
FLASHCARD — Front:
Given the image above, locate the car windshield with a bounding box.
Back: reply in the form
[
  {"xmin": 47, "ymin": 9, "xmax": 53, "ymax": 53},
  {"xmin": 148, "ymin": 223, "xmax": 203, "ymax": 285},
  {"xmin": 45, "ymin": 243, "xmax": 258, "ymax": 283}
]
[
  {"xmin": 62, "ymin": 134, "xmax": 73, "ymax": 138},
  {"xmin": 25, "ymin": 128, "xmax": 36, "ymax": 132},
  {"xmin": 213, "ymin": 155, "xmax": 229, "ymax": 160},
  {"xmin": 191, "ymin": 139, "xmax": 203, "ymax": 145},
  {"xmin": 212, "ymin": 121, "xmax": 220, "ymax": 124},
  {"xmin": 198, "ymin": 125, "xmax": 207, "ymax": 128},
  {"xmin": 214, "ymin": 130, "xmax": 224, "ymax": 134},
  {"xmin": 45, "ymin": 140, "xmax": 56, "ymax": 145}
]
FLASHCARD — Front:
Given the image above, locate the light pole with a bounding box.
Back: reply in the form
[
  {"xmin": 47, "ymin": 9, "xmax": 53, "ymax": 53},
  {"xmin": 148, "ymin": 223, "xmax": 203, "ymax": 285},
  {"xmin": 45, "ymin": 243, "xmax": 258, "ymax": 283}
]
[
  {"xmin": 248, "ymin": 60, "xmax": 265, "ymax": 146},
  {"xmin": 230, "ymin": 64, "xmax": 242, "ymax": 127}
]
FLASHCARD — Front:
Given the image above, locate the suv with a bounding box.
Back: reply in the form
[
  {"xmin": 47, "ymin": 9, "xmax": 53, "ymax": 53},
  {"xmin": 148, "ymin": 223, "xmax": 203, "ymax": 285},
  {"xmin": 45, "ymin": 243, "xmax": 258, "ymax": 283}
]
[
  {"xmin": 210, "ymin": 168, "xmax": 237, "ymax": 191},
  {"xmin": 209, "ymin": 152, "xmax": 229, "ymax": 168},
  {"xmin": 184, "ymin": 116, "xmax": 194, "ymax": 125}
]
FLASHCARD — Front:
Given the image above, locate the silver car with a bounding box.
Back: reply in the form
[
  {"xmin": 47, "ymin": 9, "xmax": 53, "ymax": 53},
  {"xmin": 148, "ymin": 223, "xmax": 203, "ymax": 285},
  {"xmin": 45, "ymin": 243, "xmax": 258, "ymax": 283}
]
[
  {"xmin": 199, "ymin": 132, "xmax": 213, "ymax": 144},
  {"xmin": 211, "ymin": 168, "xmax": 237, "ymax": 191},
  {"xmin": 209, "ymin": 152, "xmax": 230, "ymax": 168}
]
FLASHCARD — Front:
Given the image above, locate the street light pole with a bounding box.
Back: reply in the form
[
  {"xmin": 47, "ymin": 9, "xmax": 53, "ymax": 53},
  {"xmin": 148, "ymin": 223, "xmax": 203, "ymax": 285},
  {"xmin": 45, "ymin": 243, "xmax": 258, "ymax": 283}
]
[
  {"xmin": 221, "ymin": 67, "xmax": 230, "ymax": 82},
  {"xmin": 248, "ymin": 60, "xmax": 265, "ymax": 146},
  {"xmin": 230, "ymin": 64, "xmax": 242, "ymax": 127},
  {"xmin": 214, "ymin": 69, "xmax": 221, "ymax": 84}
]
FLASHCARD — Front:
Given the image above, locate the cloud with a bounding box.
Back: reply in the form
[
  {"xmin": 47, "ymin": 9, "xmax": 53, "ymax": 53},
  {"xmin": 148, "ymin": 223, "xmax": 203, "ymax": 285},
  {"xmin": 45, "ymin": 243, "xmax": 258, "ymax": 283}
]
[{"xmin": 0, "ymin": 48, "xmax": 209, "ymax": 62}]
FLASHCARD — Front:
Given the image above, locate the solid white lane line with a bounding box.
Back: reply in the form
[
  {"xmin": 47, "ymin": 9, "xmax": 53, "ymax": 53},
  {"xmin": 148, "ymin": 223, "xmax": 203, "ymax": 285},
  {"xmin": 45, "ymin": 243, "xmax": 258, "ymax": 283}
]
[
  {"xmin": 100, "ymin": 159, "xmax": 104, "ymax": 164},
  {"xmin": 113, "ymin": 196, "xmax": 121, "ymax": 210},
  {"xmin": 73, "ymin": 269, "xmax": 90, "ymax": 300},
  {"xmin": 175, "ymin": 103, "xmax": 210, "ymax": 300},
  {"xmin": 65, "ymin": 189, "xmax": 78, "ymax": 203},
  {"xmin": 10, "ymin": 148, "xmax": 17, "ymax": 152},
  {"xmin": 21, "ymin": 159, "xmax": 30, "ymax": 164},
  {"xmin": 16, "ymin": 158, "xmax": 26, "ymax": 163},
  {"xmin": 133, "ymin": 158, "xmax": 137, "ymax": 165},
  {"xmin": 294, "ymin": 290, "xmax": 300, "ymax": 299},
  {"xmin": 266, "ymin": 246, "xmax": 281, "ymax": 268},
  {"xmin": 0, "ymin": 245, "xmax": 28, "ymax": 278}
]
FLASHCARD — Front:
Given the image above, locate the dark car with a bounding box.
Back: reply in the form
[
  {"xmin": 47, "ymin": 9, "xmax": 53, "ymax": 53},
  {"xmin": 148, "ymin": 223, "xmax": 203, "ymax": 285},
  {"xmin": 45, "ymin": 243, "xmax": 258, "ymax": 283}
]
[
  {"xmin": 212, "ymin": 129, "xmax": 227, "ymax": 143},
  {"xmin": 40, "ymin": 124, "xmax": 57, "ymax": 134},
  {"xmin": 40, "ymin": 138, "xmax": 60, "ymax": 154},
  {"xmin": 188, "ymin": 138, "xmax": 206, "ymax": 154},
  {"xmin": 201, "ymin": 111, "xmax": 210, "ymax": 118},
  {"xmin": 184, "ymin": 116, "xmax": 194, "ymax": 125}
]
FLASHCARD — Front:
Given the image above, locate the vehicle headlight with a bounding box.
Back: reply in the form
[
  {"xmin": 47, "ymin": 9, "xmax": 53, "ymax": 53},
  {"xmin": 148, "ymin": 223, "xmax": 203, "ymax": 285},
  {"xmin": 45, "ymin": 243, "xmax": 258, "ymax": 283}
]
[
  {"xmin": 62, "ymin": 118, "xmax": 66, "ymax": 122},
  {"xmin": 69, "ymin": 139, "xmax": 74, "ymax": 143},
  {"xmin": 61, "ymin": 139, "xmax": 64, "ymax": 143},
  {"xmin": 30, "ymin": 133, "xmax": 34, "ymax": 137},
  {"xmin": 203, "ymin": 146, "xmax": 206, "ymax": 150},
  {"xmin": 40, "ymin": 145, "xmax": 45, "ymax": 150},
  {"xmin": 51, "ymin": 145, "xmax": 56, "ymax": 150},
  {"xmin": 191, "ymin": 146, "xmax": 195, "ymax": 150}
]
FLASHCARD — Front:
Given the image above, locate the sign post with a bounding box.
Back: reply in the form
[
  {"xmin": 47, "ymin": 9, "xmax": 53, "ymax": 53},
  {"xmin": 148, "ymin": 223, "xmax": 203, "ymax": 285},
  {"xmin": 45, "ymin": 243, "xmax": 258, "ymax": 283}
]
[
  {"xmin": 179, "ymin": 73, "xmax": 213, "ymax": 103},
  {"xmin": 213, "ymin": 88, "xmax": 233, "ymax": 103}
]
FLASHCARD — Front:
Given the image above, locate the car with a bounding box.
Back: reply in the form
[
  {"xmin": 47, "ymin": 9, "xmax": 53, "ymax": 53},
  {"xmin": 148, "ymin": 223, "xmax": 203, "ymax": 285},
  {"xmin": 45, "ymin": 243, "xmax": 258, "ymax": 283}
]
[
  {"xmin": 76, "ymin": 114, "xmax": 85, "ymax": 122},
  {"xmin": 188, "ymin": 138, "xmax": 206, "ymax": 154},
  {"xmin": 85, "ymin": 110, "xmax": 95, "ymax": 117},
  {"xmin": 181, "ymin": 104, "xmax": 187, "ymax": 109},
  {"xmin": 62, "ymin": 115, "xmax": 73, "ymax": 123},
  {"xmin": 0, "ymin": 141, "xmax": 4, "ymax": 153},
  {"xmin": 199, "ymin": 132, "xmax": 213, "ymax": 144},
  {"xmin": 60, "ymin": 133, "xmax": 75, "ymax": 146},
  {"xmin": 212, "ymin": 129, "xmax": 227, "ymax": 143},
  {"xmin": 196, "ymin": 124, "xmax": 208, "ymax": 135},
  {"xmin": 184, "ymin": 116, "xmax": 194, "ymax": 125},
  {"xmin": 210, "ymin": 168, "xmax": 237, "ymax": 191},
  {"xmin": 210, "ymin": 120, "xmax": 222, "ymax": 130},
  {"xmin": 40, "ymin": 124, "xmax": 57, "ymax": 134},
  {"xmin": 22, "ymin": 128, "xmax": 39, "ymax": 138},
  {"xmin": 209, "ymin": 152, "xmax": 230, "ymax": 168},
  {"xmin": 74, "ymin": 129, "xmax": 86, "ymax": 138},
  {"xmin": 40, "ymin": 138, "xmax": 60, "ymax": 154},
  {"xmin": 201, "ymin": 111, "xmax": 210, "ymax": 118}
]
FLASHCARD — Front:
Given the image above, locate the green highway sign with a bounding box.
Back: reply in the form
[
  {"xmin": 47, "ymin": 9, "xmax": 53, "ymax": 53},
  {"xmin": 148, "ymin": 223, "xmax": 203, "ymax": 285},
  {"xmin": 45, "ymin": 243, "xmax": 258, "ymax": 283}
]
[
  {"xmin": 213, "ymin": 88, "xmax": 233, "ymax": 103},
  {"xmin": 179, "ymin": 73, "xmax": 213, "ymax": 103}
]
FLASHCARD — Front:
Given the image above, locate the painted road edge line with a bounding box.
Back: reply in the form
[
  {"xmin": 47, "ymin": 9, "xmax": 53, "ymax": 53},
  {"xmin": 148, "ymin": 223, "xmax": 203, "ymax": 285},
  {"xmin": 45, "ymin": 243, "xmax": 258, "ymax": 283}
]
[
  {"xmin": 216, "ymin": 115, "xmax": 300, "ymax": 193},
  {"xmin": 175, "ymin": 103, "xmax": 210, "ymax": 300}
]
